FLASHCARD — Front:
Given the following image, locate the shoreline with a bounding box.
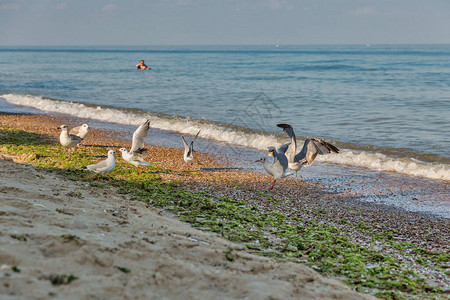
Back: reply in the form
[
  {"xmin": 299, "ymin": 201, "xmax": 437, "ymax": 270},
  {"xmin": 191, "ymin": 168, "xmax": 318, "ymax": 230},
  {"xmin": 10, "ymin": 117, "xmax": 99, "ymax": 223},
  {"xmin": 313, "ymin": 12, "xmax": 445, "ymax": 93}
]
[
  {"xmin": 1, "ymin": 112, "xmax": 449, "ymax": 298},
  {"xmin": 1, "ymin": 97, "xmax": 449, "ymax": 219},
  {"xmin": 2, "ymin": 94, "xmax": 449, "ymax": 182},
  {"xmin": 1, "ymin": 112, "xmax": 448, "ymax": 247}
]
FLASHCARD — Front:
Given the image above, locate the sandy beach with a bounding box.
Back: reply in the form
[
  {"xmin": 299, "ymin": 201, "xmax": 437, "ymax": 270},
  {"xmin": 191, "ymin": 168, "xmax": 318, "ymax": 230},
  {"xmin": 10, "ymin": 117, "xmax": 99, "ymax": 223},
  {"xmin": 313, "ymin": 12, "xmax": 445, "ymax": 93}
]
[
  {"xmin": 0, "ymin": 113, "xmax": 448, "ymax": 299},
  {"xmin": 0, "ymin": 157, "xmax": 371, "ymax": 300}
]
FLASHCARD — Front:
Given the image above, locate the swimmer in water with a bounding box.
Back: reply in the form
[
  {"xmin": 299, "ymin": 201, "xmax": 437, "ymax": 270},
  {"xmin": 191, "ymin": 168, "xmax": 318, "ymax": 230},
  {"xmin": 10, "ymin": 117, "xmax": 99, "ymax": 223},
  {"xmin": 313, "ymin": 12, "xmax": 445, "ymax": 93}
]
[{"xmin": 136, "ymin": 60, "xmax": 150, "ymax": 70}]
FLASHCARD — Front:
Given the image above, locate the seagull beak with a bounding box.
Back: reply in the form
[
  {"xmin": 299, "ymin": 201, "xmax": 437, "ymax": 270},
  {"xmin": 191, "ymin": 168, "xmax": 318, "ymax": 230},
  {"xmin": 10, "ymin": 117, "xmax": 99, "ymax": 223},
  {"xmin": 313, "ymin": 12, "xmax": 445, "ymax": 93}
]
[
  {"xmin": 254, "ymin": 159, "xmax": 262, "ymax": 163},
  {"xmin": 268, "ymin": 152, "xmax": 274, "ymax": 156}
]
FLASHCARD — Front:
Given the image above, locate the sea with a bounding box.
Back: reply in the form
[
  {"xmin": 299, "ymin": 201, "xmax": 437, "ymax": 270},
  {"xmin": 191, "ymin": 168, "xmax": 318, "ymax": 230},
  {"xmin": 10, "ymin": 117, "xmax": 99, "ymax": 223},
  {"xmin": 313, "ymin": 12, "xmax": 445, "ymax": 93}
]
[{"xmin": 0, "ymin": 45, "xmax": 449, "ymax": 217}]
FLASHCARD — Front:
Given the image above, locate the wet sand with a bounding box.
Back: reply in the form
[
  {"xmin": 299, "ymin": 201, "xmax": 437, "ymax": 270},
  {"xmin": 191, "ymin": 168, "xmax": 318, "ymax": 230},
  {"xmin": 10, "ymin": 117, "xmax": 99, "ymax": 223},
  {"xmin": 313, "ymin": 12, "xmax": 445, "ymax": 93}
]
[{"xmin": 1, "ymin": 113, "xmax": 449, "ymax": 297}]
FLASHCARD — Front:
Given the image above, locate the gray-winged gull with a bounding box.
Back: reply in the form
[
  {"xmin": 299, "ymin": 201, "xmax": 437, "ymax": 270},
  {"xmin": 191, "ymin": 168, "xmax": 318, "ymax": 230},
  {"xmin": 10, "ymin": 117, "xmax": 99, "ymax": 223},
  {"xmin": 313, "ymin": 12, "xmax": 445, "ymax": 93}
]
[
  {"xmin": 277, "ymin": 123, "xmax": 339, "ymax": 178},
  {"xmin": 70, "ymin": 124, "xmax": 90, "ymax": 139},
  {"xmin": 59, "ymin": 125, "xmax": 83, "ymax": 149},
  {"xmin": 182, "ymin": 130, "xmax": 200, "ymax": 163},
  {"xmin": 255, "ymin": 143, "xmax": 294, "ymax": 190},
  {"xmin": 84, "ymin": 149, "xmax": 116, "ymax": 179}
]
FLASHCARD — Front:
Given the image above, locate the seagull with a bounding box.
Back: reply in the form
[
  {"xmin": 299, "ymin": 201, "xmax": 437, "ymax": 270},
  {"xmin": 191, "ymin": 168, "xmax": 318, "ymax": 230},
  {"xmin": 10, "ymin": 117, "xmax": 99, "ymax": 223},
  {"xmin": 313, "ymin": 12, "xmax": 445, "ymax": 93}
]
[
  {"xmin": 84, "ymin": 150, "xmax": 116, "ymax": 180},
  {"xmin": 255, "ymin": 143, "xmax": 293, "ymax": 190},
  {"xmin": 119, "ymin": 119, "xmax": 151, "ymax": 175},
  {"xmin": 182, "ymin": 130, "xmax": 200, "ymax": 163},
  {"xmin": 277, "ymin": 123, "xmax": 339, "ymax": 178},
  {"xmin": 59, "ymin": 125, "xmax": 83, "ymax": 149},
  {"xmin": 70, "ymin": 124, "xmax": 90, "ymax": 139}
]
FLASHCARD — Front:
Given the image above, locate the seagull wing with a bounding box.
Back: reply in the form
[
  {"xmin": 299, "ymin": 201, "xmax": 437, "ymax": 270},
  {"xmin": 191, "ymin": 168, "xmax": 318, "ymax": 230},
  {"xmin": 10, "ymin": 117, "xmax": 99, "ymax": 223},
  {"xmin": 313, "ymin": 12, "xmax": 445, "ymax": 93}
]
[
  {"xmin": 131, "ymin": 119, "xmax": 150, "ymax": 152},
  {"xmin": 193, "ymin": 130, "xmax": 200, "ymax": 142},
  {"xmin": 277, "ymin": 142, "xmax": 291, "ymax": 154},
  {"xmin": 68, "ymin": 133, "xmax": 83, "ymax": 144},
  {"xmin": 181, "ymin": 136, "xmax": 189, "ymax": 152},
  {"xmin": 311, "ymin": 138, "xmax": 340, "ymax": 155},
  {"xmin": 294, "ymin": 139, "xmax": 312, "ymax": 164},
  {"xmin": 295, "ymin": 138, "xmax": 339, "ymax": 166},
  {"xmin": 131, "ymin": 148, "xmax": 148, "ymax": 161},
  {"xmin": 189, "ymin": 130, "xmax": 200, "ymax": 154},
  {"xmin": 271, "ymin": 147, "xmax": 289, "ymax": 173},
  {"xmin": 86, "ymin": 159, "xmax": 109, "ymax": 172},
  {"xmin": 277, "ymin": 123, "xmax": 297, "ymax": 163}
]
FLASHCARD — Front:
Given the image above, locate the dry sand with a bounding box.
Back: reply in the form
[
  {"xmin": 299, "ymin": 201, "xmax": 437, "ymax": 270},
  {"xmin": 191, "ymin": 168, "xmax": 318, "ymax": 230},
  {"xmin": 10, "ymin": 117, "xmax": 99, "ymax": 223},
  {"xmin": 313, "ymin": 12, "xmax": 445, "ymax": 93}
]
[{"xmin": 0, "ymin": 114, "xmax": 374, "ymax": 299}]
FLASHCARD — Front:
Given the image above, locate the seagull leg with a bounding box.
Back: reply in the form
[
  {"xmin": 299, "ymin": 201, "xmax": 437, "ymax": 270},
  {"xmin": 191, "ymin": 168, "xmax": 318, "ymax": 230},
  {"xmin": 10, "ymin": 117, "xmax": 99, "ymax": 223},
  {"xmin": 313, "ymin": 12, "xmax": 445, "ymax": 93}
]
[
  {"xmin": 137, "ymin": 167, "xmax": 142, "ymax": 176},
  {"xmin": 268, "ymin": 179, "xmax": 276, "ymax": 191}
]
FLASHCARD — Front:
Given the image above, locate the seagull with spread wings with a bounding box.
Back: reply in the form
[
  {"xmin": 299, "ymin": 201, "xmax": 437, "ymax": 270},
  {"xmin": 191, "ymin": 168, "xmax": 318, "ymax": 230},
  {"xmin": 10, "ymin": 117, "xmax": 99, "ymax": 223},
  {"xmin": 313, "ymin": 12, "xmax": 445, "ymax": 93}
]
[
  {"xmin": 182, "ymin": 130, "xmax": 200, "ymax": 164},
  {"xmin": 277, "ymin": 123, "xmax": 339, "ymax": 178},
  {"xmin": 119, "ymin": 119, "xmax": 151, "ymax": 175}
]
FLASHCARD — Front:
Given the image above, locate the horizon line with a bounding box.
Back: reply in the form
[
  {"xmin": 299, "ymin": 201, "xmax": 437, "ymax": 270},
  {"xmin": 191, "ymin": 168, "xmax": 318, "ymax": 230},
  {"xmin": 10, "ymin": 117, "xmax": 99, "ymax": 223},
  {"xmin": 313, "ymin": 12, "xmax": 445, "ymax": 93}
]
[{"xmin": 1, "ymin": 43, "xmax": 450, "ymax": 48}]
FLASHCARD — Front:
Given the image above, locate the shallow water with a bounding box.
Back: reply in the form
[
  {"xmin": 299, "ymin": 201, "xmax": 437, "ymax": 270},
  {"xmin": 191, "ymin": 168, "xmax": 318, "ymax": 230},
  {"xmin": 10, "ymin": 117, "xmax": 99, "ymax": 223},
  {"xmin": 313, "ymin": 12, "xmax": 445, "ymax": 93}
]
[{"xmin": 0, "ymin": 45, "xmax": 449, "ymax": 158}]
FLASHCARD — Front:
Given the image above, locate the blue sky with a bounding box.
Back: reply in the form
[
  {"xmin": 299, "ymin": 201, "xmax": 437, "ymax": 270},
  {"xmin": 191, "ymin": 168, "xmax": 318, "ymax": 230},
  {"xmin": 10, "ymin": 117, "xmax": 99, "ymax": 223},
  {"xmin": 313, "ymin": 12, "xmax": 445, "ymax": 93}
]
[{"xmin": 1, "ymin": 0, "xmax": 450, "ymax": 45}]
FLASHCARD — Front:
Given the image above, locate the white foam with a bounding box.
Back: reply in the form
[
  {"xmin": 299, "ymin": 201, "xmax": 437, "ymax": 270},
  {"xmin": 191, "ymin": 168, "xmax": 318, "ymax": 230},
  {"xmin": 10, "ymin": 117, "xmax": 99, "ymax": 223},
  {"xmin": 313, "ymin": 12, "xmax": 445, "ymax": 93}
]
[
  {"xmin": 315, "ymin": 151, "xmax": 449, "ymax": 181},
  {"xmin": 3, "ymin": 93, "xmax": 449, "ymax": 181}
]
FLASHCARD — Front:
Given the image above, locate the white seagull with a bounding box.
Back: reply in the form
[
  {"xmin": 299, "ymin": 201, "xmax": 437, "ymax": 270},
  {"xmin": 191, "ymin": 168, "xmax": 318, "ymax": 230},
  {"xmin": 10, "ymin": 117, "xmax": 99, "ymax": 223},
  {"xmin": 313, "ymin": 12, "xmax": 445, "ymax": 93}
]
[
  {"xmin": 84, "ymin": 150, "xmax": 116, "ymax": 179},
  {"xmin": 119, "ymin": 119, "xmax": 151, "ymax": 175},
  {"xmin": 277, "ymin": 123, "xmax": 339, "ymax": 178},
  {"xmin": 59, "ymin": 125, "xmax": 83, "ymax": 149},
  {"xmin": 182, "ymin": 130, "xmax": 200, "ymax": 163},
  {"xmin": 255, "ymin": 143, "xmax": 293, "ymax": 190},
  {"xmin": 70, "ymin": 124, "xmax": 90, "ymax": 139}
]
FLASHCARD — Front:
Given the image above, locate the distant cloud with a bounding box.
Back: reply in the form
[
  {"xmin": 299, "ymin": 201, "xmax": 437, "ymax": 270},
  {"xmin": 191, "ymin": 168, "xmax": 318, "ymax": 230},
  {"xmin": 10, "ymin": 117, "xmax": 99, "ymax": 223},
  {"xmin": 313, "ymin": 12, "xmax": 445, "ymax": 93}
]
[
  {"xmin": 164, "ymin": 0, "xmax": 192, "ymax": 8},
  {"xmin": 229, "ymin": 1, "xmax": 289, "ymax": 12},
  {"xmin": 0, "ymin": 3, "xmax": 21, "ymax": 10},
  {"xmin": 348, "ymin": 6, "xmax": 378, "ymax": 17},
  {"xmin": 260, "ymin": 0, "xmax": 290, "ymax": 10},
  {"xmin": 384, "ymin": 9, "xmax": 421, "ymax": 18},
  {"xmin": 102, "ymin": 4, "xmax": 119, "ymax": 12},
  {"xmin": 267, "ymin": 0, "xmax": 282, "ymax": 10},
  {"xmin": 175, "ymin": 0, "xmax": 191, "ymax": 5},
  {"xmin": 55, "ymin": 3, "xmax": 67, "ymax": 10}
]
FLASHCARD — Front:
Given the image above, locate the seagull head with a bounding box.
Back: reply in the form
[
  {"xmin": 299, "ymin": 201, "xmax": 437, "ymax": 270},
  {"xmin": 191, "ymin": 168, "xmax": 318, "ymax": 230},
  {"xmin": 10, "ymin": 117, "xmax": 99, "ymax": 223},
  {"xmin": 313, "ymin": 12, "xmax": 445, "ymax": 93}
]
[
  {"xmin": 59, "ymin": 125, "xmax": 68, "ymax": 131},
  {"xmin": 267, "ymin": 146, "xmax": 276, "ymax": 156},
  {"xmin": 255, "ymin": 157, "xmax": 267, "ymax": 163},
  {"xmin": 118, "ymin": 147, "xmax": 127, "ymax": 153},
  {"xmin": 108, "ymin": 150, "xmax": 116, "ymax": 157}
]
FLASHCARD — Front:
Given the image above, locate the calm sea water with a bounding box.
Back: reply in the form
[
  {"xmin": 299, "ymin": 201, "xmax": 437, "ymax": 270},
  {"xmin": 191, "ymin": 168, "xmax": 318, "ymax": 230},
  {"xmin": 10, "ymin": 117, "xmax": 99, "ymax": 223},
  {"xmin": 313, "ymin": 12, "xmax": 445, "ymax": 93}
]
[{"xmin": 1, "ymin": 45, "xmax": 449, "ymax": 180}]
